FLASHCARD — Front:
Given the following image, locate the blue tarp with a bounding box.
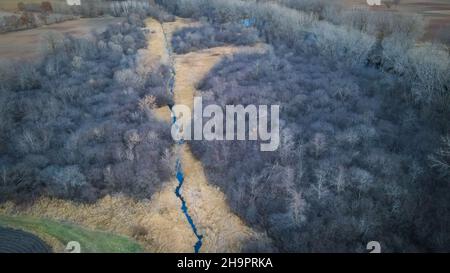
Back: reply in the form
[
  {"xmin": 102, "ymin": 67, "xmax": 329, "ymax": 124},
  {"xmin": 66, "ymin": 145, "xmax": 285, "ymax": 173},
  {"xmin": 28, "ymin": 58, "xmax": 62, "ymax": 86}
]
[{"xmin": 241, "ymin": 18, "xmax": 255, "ymax": 27}]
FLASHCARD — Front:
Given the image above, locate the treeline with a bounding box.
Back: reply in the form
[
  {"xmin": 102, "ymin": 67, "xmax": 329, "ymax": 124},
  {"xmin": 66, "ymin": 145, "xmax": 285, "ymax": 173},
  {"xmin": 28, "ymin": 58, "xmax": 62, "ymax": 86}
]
[
  {"xmin": 0, "ymin": 1, "xmax": 175, "ymax": 33},
  {"xmin": 277, "ymin": 0, "xmax": 449, "ymax": 115},
  {"xmin": 0, "ymin": 14, "xmax": 174, "ymax": 203},
  {"xmin": 50, "ymin": 0, "xmax": 175, "ymax": 21},
  {"xmin": 0, "ymin": 1, "xmax": 78, "ymax": 33},
  {"xmin": 171, "ymin": 21, "xmax": 259, "ymax": 54}
]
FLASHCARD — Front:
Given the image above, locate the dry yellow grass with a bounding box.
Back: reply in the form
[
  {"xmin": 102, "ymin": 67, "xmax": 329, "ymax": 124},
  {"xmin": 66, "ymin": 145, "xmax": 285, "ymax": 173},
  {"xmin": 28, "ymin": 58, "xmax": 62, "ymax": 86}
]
[
  {"xmin": 142, "ymin": 18, "xmax": 173, "ymax": 123},
  {"xmin": 141, "ymin": 18, "xmax": 170, "ymax": 68},
  {"xmin": 153, "ymin": 106, "xmax": 172, "ymax": 123},
  {"xmin": 0, "ymin": 194, "xmax": 195, "ymax": 252}
]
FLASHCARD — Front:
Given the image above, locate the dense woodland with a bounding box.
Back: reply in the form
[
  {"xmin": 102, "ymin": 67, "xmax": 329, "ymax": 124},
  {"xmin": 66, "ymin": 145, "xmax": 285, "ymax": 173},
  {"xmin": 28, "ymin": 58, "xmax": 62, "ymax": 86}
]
[
  {"xmin": 0, "ymin": 0, "xmax": 449, "ymax": 252},
  {"xmin": 158, "ymin": 0, "xmax": 450, "ymax": 252},
  {"xmin": 0, "ymin": 12, "xmax": 174, "ymax": 202},
  {"xmin": 171, "ymin": 21, "xmax": 259, "ymax": 53}
]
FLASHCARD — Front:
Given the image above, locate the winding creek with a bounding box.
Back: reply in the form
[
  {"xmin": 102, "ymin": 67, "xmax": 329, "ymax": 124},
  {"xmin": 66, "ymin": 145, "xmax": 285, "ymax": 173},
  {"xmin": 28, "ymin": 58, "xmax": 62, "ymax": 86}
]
[
  {"xmin": 150, "ymin": 17, "xmax": 269, "ymax": 252},
  {"xmin": 165, "ymin": 25, "xmax": 203, "ymax": 253},
  {"xmin": 174, "ymin": 153, "xmax": 203, "ymax": 253}
]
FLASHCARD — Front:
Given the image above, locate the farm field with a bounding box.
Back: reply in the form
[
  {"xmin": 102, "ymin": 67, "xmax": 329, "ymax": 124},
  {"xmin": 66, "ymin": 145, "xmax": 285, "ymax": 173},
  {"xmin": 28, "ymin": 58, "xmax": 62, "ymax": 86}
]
[
  {"xmin": 0, "ymin": 215, "xmax": 144, "ymax": 253},
  {"xmin": 0, "ymin": 16, "xmax": 122, "ymax": 61},
  {"xmin": 343, "ymin": 0, "xmax": 450, "ymax": 43},
  {"xmin": 0, "ymin": 0, "xmax": 67, "ymax": 12}
]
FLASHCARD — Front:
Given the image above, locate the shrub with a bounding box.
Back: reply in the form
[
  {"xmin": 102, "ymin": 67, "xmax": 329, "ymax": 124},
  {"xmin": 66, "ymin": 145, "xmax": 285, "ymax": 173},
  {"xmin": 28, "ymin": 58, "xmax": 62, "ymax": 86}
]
[
  {"xmin": 114, "ymin": 68, "xmax": 145, "ymax": 90},
  {"xmin": 80, "ymin": 0, "xmax": 108, "ymax": 17},
  {"xmin": 40, "ymin": 165, "xmax": 87, "ymax": 199},
  {"xmin": 109, "ymin": 0, "xmax": 150, "ymax": 17},
  {"xmin": 429, "ymin": 136, "xmax": 450, "ymax": 178},
  {"xmin": 312, "ymin": 21, "xmax": 375, "ymax": 67},
  {"xmin": 280, "ymin": 0, "xmax": 342, "ymax": 19},
  {"xmin": 131, "ymin": 224, "xmax": 148, "ymax": 238},
  {"xmin": 147, "ymin": 4, "xmax": 175, "ymax": 22},
  {"xmin": 334, "ymin": 8, "xmax": 424, "ymax": 40},
  {"xmin": 408, "ymin": 43, "xmax": 450, "ymax": 106},
  {"xmin": 41, "ymin": 2, "xmax": 53, "ymax": 13},
  {"xmin": 281, "ymin": 0, "xmax": 424, "ymax": 42},
  {"xmin": 17, "ymin": 2, "xmax": 25, "ymax": 11},
  {"xmin": 171, "ymin": 22, "xmax": 259, "ymax": 54}
]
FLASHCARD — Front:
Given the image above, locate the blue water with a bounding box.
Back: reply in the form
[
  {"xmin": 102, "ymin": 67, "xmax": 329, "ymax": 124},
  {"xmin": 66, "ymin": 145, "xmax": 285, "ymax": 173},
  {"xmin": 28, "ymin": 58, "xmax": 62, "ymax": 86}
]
[
  {"xmin": 166, "ymin": 36, "xmax": 203, "ymax": 253},
  {"xmin": 174, "ymin": 159, "xmax": 203, "ymax": 253}
]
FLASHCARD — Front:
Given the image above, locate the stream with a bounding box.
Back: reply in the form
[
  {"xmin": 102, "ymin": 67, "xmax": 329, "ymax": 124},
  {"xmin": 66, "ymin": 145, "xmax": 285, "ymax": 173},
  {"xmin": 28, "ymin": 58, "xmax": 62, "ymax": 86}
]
[
  {"xmin": 164, "ymin": 24, "xmax": 203, "ymax": 252},
  {"xmin": 171, "ymin": 114, "xmax": 203, "ymax": 253}
]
